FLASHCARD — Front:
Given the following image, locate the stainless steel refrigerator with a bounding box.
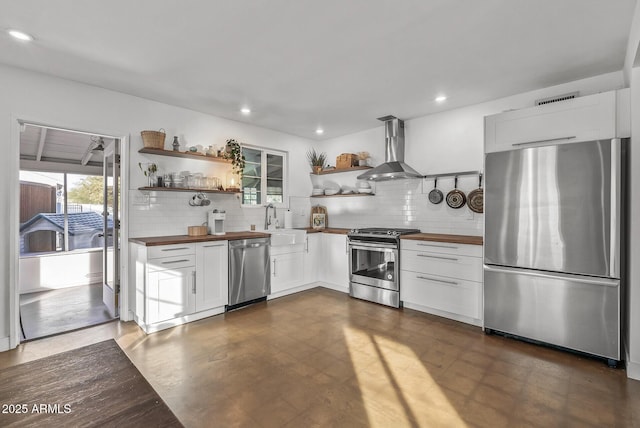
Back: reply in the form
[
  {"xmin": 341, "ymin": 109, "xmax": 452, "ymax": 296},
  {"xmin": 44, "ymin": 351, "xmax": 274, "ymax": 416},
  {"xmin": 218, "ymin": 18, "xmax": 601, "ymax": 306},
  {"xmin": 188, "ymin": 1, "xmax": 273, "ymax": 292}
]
[{"xmin": 484, "ymin": 138, "xmax": 625, "ymax": 363}]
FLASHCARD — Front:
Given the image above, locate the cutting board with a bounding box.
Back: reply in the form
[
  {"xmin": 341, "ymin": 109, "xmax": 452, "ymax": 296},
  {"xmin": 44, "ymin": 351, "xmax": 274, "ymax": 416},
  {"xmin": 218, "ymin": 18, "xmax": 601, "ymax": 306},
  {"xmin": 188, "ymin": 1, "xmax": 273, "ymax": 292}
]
[{"xmin": 310, "ymin": 205, "xmax": 328, "ymax": 229}]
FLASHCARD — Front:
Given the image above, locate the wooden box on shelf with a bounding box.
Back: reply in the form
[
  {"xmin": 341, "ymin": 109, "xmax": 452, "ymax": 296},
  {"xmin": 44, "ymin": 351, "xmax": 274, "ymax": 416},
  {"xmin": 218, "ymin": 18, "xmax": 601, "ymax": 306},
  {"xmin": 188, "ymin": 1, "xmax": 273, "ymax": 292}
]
[{"xmin": 336, "ymin": 153, "xmax": 358, "ymax": 169}]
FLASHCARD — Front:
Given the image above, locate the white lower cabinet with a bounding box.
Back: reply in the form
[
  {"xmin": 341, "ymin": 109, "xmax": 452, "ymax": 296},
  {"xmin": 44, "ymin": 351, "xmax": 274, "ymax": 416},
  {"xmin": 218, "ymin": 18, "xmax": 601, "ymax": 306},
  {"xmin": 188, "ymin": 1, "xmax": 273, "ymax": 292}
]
[
  {"xmin": 148, "ymin": 265, "xmax": 195, "ymax": 324},
  {"xmin": 303, "ymin": 233, "xmax": 321, "ymax": 284},
  {"xmin": 401, "ymin": 271, "xmax": 481, "ymax": 320},
  {"xmin": 319, "ymin": 233, "xmax": 349, "ymax": 289},
  {"xmin": 271, "ymin": 251, "xmax": 305, "ymax": 294},
  {"xmin": 132, "ymin": 241, "xmax": 228, "ymax": 333},
  {"xmin": 400, "ymin": 240, "xmax": 483, "ymax": 326},
  {"xmin": 195, "ymin": 241, "xmax": 228, "ymax": 312}
]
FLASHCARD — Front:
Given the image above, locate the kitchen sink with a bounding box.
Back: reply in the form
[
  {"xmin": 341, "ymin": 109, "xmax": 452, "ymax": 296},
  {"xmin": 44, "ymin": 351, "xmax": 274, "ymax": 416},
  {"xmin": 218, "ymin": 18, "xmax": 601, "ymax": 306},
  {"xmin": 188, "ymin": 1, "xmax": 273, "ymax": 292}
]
[{"xmin": 268, "ymin": 229, "xmax": 306, "ymax": 246}]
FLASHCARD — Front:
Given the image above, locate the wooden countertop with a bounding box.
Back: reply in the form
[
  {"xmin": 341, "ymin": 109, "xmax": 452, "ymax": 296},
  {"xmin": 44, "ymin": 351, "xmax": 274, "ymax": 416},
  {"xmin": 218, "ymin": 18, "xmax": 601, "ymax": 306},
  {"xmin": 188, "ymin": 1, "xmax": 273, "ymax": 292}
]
[
  {"xmin": 401, "ymin": 233, "xmax": 483, "ymax": 246},
  {"xmin": 295, "ymin": 227, "xmax": 350, "ymax": 234},
  {"xmin": 129, "ymin": 231, "xmax": 271, "ymax": 246}
]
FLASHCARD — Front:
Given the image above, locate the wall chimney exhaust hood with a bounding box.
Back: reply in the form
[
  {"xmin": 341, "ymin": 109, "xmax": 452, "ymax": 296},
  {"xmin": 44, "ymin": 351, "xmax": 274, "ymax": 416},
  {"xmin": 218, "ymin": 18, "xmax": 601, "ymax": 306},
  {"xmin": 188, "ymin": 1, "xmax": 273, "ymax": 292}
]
[{"xmin": 357, "ymin": 115, "xmax": 423, "ymax": 181}]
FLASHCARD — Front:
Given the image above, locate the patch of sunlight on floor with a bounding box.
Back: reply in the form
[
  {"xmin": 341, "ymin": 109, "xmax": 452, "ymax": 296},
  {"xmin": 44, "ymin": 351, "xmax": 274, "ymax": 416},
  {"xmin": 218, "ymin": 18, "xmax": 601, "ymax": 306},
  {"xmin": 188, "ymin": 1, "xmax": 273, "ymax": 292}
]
[{"xmin": 343, "ymin": 326, "xmax": 467, "ymax": 427}]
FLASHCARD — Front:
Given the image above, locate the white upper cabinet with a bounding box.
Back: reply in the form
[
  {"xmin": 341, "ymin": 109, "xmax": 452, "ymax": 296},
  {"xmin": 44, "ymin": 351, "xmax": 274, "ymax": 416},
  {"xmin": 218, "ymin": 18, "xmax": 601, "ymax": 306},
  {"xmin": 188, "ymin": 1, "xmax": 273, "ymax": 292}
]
[{"xmin": 484, "ymin": 90, "xmax": 629, "ymax": 153}]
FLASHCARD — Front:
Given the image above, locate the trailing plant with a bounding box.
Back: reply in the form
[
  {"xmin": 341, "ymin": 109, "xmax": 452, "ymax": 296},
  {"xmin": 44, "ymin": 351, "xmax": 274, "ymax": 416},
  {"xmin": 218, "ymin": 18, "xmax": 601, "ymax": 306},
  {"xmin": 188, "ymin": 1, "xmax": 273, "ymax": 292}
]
[
  {"xmin": 306, "ymin": 148, "xmax": 327, "ymax": 167},
  {"xmin": 224, "ymin": 139, "xmax": 246, "ymax": 176}
]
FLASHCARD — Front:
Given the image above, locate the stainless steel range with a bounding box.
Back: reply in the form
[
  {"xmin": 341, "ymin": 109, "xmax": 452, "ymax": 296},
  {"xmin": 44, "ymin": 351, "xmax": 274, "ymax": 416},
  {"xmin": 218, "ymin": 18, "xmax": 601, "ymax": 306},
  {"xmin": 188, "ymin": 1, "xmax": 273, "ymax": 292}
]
[{"xmin": 348, "ymin": 228, "xmax": 420, "ymax": 308}]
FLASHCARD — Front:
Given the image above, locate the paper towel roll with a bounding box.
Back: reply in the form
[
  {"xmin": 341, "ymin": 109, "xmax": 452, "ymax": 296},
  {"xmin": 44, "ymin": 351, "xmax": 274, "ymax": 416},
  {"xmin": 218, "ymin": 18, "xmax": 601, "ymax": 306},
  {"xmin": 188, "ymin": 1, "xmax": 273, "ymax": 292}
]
[{"xmin": 284, "ymin": 210, "xmax": 293, "ymax": 229}]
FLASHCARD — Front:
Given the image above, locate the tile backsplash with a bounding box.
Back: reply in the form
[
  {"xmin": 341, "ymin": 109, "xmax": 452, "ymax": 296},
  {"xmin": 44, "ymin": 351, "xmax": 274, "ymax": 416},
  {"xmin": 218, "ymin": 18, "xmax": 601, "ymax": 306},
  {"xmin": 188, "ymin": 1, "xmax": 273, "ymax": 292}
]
[
  {"xmin": 304, "ymin": 177, "xmax": 483, "ymax": 235},
  {"xmin": 129, "ymin": 177, "xmax": 482, "ymax": 238}
]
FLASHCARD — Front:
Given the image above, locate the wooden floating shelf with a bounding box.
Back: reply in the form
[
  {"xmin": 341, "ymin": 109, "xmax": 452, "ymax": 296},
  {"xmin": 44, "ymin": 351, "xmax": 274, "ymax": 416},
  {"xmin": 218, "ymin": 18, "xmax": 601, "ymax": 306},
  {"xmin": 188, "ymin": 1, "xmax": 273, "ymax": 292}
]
[
  {"xmin": 310, "ymin": 193, "xmax": 375, "ymax": 198},
  {"xmin": 310, "ymin": 166, "xmax": 372, "ymax": 175},
  {"xmin": 139, "ymin": 148, "xmax": 232, "ymax": 164},
  {"xmin": 138, "ymin": 187, "xmax": 239, "ymax": 194}
]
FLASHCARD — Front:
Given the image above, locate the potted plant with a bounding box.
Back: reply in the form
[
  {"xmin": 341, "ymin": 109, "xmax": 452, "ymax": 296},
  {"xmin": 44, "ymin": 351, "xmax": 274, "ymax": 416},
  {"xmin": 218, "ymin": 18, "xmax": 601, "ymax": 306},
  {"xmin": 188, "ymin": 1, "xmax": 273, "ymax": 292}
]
[
  {"xmin": 307, "ymin": 148, "xmax": 327, "ymax": 174},
  {"xmin": 224, "ymin": 139, "xmax": 246, "ymax": 177},
  {"xmin": 138, "ymin": 162, "xmax": 158, "ymax": 187}
]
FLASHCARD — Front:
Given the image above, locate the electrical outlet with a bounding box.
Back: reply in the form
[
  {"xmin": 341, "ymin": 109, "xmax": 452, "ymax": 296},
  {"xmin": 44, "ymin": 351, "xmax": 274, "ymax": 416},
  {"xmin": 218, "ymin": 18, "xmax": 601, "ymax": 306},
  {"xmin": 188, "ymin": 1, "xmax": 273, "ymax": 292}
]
[{"xmin": 133, "ymin": 194, "xmax": 150, "ymax": 206}]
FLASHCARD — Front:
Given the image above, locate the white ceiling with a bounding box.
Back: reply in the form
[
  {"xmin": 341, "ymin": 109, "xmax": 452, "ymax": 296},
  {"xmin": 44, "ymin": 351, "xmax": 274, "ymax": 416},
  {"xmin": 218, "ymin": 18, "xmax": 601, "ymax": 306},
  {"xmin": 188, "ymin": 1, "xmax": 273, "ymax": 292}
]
[{"xmin": 0, "ymin": 1, "xmax": 636, "ymax": 140}]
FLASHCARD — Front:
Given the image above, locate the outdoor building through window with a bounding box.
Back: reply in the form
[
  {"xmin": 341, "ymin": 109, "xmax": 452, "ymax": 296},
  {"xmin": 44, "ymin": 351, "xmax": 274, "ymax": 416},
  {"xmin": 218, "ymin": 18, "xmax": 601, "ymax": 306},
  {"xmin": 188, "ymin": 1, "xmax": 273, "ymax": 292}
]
[{"xmin": 19, "ymin": 171, "xmax": 111, "ymax": 254}]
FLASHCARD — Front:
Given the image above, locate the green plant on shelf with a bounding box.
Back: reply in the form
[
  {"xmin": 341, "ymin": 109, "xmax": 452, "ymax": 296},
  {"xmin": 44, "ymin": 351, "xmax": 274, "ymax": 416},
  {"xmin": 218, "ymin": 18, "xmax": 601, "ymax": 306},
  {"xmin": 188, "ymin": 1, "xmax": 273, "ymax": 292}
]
[
  {"xmin": 307, "ymin": 148, "xmax": 327, "ymax": 173},
  {"xmin": 224, "ymin": 139, "xmax": 246, "ymax": 177}
]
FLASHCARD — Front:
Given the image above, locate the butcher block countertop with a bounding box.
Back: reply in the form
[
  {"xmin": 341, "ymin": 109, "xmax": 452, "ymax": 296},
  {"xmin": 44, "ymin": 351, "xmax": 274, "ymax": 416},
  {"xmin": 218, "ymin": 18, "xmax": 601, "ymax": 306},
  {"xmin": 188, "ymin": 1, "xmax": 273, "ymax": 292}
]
[
  {"xmin": 129, "ymin": 231, "xmax": 271, "ymax": 247},
  {"xmin": 401, "ymin": 233, "xmax": 483, "ymax": 246},
  {"xmin": 296, "ymin": 227, "xmax": 350, "ymax": 234}
]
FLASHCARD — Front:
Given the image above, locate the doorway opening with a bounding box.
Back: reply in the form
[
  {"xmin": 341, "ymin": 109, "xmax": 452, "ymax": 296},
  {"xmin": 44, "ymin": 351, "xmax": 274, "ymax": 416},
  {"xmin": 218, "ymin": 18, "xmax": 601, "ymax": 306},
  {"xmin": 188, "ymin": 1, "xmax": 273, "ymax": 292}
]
[{"xmin": 18, "ymin": 124, "xmax": 121, "ymax": 340}]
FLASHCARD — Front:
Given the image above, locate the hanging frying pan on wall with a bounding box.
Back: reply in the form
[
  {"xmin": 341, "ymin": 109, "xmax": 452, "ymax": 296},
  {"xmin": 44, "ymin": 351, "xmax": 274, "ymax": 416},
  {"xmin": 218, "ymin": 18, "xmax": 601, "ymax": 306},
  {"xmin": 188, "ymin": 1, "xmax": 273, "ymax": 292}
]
[
  {"xmin": 428, "ymin": 177, "xmax": 444, "ymax": 204},
  {"xmin": 446, "ymin": 176, "xmax": 467, "ymax": 209},
  {"xmin": 467, "ymin": 174, "xmax": 484, "ymax": 213}
]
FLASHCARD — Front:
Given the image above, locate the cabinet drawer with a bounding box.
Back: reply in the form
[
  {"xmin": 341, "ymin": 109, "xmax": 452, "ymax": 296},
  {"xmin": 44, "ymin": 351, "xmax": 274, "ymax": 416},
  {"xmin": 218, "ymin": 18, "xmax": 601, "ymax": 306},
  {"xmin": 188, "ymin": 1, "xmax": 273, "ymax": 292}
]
[
  {"xmin": 148, "ymin": 243, "xmax": 195, "ymax": 259},
  {"xmin": 485, "ymin": 91, "xmax": 616, "ymax": 153},
  {"xmin": 148, "ymin": 254, "xmax": 196, "ymax": 272},
  {"xmin": 401, "ymin": 240, "xmax": 482, "ymax": 257},
  {"xmin": 401, "ymin": 271, "xmax": 481, "ymax": 319},
  {"xmin": 401, "ymin": 250, "xmax": 482, "ymax": 282}
]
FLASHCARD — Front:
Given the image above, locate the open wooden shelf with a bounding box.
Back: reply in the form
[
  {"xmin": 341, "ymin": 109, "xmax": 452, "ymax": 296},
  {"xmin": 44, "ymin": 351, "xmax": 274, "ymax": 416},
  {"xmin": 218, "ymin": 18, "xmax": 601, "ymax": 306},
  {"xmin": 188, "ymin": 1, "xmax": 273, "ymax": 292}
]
[
  {"xmin": 138, "ymin": 186, "xmax": 239, "ymax": 194},
  {"xmin": 139, "ymin": 147, "xmax": 232, "ymax": 164},
  {"xmin": 310, "ymin": 193, "xmax": 374, "ymax": 198},
  {"xmin": 310, "ymin": 166, "xmax": 372, "ymax": 175}
]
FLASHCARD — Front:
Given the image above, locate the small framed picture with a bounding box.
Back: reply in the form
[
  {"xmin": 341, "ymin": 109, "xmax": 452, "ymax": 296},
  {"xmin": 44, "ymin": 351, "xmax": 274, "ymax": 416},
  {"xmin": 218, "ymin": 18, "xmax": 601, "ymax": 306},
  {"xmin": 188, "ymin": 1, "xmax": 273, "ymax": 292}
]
[{"xmin": 312, "ymin": 213, "xmax": 326, "ymax": 229}]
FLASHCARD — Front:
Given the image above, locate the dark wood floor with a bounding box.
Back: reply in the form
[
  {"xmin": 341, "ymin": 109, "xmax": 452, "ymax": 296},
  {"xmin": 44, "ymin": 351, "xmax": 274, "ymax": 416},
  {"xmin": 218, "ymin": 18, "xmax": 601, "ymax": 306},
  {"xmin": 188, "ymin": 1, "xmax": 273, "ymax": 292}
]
[
  {"xmin": 2, "ymin": 288, "xmax": 639, "ymax": 427},
  {"xmin": 0, "ymin": 340, "xmax": 181, "ymax": 427},
  {"xmin": 20, "ymin": 283, "xmax": 115, "ymax": 340}
]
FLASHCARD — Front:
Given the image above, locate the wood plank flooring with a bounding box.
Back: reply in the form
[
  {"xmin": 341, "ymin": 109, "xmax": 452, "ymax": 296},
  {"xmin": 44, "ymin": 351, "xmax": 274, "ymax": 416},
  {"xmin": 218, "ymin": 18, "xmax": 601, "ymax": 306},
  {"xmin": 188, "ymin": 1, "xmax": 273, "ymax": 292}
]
[{"xmin": 1, "ymin": 288, "xmax": 639, "ymax": 427}]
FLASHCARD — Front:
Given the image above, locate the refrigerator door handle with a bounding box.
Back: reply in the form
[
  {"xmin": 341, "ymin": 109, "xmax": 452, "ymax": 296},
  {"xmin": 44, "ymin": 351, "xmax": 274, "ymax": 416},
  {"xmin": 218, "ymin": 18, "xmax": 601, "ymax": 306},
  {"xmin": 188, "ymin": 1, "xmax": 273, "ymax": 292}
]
[
  {"xmin": 483, "ymin": 265, "xmax": 619, "ymax": 287},
  {"xmin": 610, "ymin": 138, "xmax": 621, "ymax": 279}
]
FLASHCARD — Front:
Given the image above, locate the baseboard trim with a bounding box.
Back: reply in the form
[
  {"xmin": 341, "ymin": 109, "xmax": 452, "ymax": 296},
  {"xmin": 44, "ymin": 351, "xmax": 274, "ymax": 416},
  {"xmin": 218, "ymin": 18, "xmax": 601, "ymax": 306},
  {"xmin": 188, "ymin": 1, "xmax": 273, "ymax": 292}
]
[
  {"xmin": 0, "ymin": 336, "xmax": 10, "ymax": 352},
  {"xmin": 627, "ymin": 360, "xmax": 640, "ymax": 380},
  {"xmin": 318, "ymin": 282, "xmax": 349, "ymax": 294},
  {"xmin": 267, "ymin": 283, "xmax": 318, "ymax": 300},
  {"xmin": 403, "ymin": 301, "xmax": 482, "ymax": 327},
  {"xmin": 139, "ymin": 306, "xmax": 226, "ymax": 334}
]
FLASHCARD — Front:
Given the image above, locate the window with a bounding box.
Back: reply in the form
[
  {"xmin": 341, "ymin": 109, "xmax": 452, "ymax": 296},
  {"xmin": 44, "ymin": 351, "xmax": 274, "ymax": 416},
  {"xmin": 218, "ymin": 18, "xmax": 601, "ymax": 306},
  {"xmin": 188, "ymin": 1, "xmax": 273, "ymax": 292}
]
[{"xmin": 241, "ymin": 146, "xmax": 287, "ymax": 206}]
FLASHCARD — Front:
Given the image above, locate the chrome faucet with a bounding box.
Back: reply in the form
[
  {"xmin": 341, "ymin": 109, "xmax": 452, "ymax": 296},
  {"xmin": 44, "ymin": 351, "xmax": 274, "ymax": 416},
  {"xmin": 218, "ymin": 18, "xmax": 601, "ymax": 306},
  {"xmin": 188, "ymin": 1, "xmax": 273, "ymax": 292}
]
[{"xmin": 264, "ymin": 203, "xmax": 277, "ymax": 230}]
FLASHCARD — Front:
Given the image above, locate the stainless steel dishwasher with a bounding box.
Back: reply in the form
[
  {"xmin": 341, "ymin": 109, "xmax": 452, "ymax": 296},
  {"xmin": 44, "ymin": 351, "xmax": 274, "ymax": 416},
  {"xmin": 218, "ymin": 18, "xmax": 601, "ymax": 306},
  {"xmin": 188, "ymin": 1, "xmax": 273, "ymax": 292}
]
[{"xmin": 228, "ymin": 237, "xmax": 271, "ymax": 310}]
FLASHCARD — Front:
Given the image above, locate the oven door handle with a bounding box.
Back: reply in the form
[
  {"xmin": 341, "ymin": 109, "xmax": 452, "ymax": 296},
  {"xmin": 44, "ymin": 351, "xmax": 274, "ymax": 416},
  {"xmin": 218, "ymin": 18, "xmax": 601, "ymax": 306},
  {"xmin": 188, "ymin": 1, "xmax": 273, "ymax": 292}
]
[{"xmin": 349, "ymin": 242, "xmax": 397, "ymax": 250}]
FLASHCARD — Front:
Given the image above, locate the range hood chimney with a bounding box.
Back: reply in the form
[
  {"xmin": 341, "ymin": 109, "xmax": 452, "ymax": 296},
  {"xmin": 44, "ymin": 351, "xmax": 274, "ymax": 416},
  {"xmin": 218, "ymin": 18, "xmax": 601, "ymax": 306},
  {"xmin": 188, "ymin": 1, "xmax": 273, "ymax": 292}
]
[{"xmin": 357, "ymin": 115, "xmax": 423, "ymax": 181}]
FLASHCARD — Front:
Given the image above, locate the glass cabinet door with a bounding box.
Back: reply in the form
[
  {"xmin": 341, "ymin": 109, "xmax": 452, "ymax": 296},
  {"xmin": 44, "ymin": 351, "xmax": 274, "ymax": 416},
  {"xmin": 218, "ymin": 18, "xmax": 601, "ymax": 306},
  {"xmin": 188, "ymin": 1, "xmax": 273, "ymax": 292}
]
[
  {"xmin": 242, "ymin": 147, "xmax": 262, "ymax": 205},
  {"xmin": 266, "ymin": 153, "xmax": 283, "ymax": 204}
]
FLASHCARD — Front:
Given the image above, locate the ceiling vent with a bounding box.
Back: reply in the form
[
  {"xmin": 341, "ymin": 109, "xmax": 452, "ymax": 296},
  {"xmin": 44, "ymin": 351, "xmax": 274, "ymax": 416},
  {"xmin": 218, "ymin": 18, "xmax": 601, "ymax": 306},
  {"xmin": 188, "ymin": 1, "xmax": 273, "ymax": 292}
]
[{"xmin": 535, "ymin": 92, "xmax": 579, "ymax": 106}]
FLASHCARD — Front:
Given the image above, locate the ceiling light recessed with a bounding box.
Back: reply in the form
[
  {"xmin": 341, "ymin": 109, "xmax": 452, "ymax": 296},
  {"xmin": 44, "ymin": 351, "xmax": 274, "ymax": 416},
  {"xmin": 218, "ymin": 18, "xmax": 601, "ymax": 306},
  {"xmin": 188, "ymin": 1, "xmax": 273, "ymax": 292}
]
[
  {"xmin": 240, "ymin": 107, "xmax": 251, "ymax": 115},
  {"xmin": 8, "ymin": 30, "xmax": 34, "ymax": 42},
  {"xmin": 315, "ymin": 128, "xmax": 324, "ymax": 135},
  {"xmin": 435, "ymin": 95, "xmax": 447, "ymax": 103}
]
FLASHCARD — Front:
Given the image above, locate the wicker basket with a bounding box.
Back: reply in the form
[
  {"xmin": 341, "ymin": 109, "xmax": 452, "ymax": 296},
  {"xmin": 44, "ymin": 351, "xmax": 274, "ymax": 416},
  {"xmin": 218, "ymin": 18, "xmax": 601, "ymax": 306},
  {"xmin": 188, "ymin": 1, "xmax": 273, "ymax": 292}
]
[
  {"xmin": 141, "ymin": 128, "xmax": 166, "ymax": 149},
  {"xmin": 336, "ymin": 153, "xmax": 358, "ymax": 169}
]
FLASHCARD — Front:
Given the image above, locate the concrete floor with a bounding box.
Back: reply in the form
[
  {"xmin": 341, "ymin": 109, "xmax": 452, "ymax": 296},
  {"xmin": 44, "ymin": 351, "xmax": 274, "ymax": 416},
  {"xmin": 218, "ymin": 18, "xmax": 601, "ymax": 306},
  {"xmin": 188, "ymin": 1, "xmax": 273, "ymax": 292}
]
[
  {"xmin": 19, "ymin": 283, "xmax": 115, "ymax": 340},
  {"xmin": 2, "ymin": 287, "xmax": 640, "ymax": 427}
]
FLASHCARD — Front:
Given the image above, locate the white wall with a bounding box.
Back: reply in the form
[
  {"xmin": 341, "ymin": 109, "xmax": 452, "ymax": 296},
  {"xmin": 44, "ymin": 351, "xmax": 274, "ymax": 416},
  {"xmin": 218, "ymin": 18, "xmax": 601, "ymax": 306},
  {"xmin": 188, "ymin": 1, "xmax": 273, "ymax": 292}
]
[
  {"xmin": 316, "ymin": 71, "xmax": 625, "ymax": 234},
  {"xmin": 20, "ymin": 250, "xmax": 103, "ymax": 293},
  {"xmin": 627, "ymin": 67, "xmax": 640, "ymax": 380},
  {"xmin": 0, "ymin": 64, "xmax": 313, "ymax": 346}
]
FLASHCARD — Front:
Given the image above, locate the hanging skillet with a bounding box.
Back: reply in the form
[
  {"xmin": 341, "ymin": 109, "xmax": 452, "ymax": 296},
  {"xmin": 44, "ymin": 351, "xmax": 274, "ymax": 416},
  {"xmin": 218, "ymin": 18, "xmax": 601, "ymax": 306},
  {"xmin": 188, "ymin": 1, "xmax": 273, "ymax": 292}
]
[
  {"xmin": 467, "ymin": 174, "xmax": 484, "ymax": 213},
  {"xmin": 428, "ymin": 177, "xmax": 444, "ymax": 204},
  {"xmin": 446, "ymin": 176, "xmax": 466, "ymax": 209}
]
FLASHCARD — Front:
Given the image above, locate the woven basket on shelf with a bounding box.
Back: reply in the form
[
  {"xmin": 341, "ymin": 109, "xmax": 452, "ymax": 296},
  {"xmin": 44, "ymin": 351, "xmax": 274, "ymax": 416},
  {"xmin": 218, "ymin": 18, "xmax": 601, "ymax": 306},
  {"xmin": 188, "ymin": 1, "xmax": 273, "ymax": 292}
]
[{"xmin": 140, "ymin": 128, "xmax": 166, "ymax": 149}]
